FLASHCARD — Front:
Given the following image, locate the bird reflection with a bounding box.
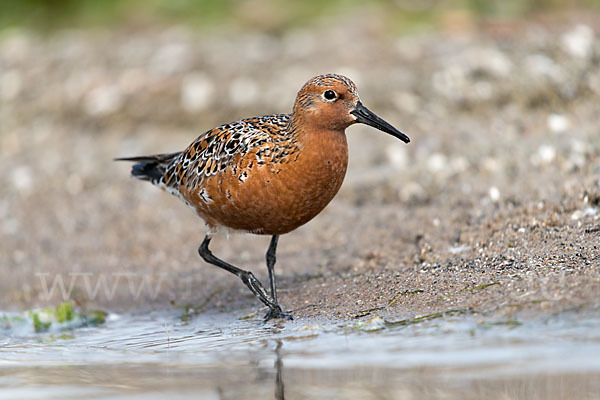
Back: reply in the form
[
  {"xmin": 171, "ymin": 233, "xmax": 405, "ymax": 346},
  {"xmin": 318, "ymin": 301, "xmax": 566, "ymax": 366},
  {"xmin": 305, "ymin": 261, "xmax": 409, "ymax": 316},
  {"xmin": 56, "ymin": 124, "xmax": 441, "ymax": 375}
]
[{"xmin": 274, "ymin": 340, "xmax": 285, "ymax": 400}]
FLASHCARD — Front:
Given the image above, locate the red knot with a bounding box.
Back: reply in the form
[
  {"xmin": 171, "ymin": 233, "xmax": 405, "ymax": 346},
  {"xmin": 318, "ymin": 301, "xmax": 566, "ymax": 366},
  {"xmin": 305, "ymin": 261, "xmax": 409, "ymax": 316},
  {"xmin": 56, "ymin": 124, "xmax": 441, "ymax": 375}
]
[{"xmin": 117, "ymin": 73, "xmax": 410, "ymax": 320}]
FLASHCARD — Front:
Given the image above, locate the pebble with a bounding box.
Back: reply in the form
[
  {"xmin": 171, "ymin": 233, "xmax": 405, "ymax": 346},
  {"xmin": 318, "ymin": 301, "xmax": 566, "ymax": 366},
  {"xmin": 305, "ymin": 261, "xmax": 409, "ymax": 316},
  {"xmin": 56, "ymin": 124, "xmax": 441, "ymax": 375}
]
[
  {"xmin": 531, "ymin": 145, "xmax": 556, "ymax": 166},
  {"xmin": 11, "ymin": 165, "xmax": 34, "ymax": 192},
  {"xmin": 228, "ymin": 77, "xmax": 259, "ymax": 107},
  {"xmin": 449, "ymin": 245, "xmax": 470, "ymax": 254},
  {"xmin": 427, "ymin": 153, "xmax": 448, "ymax": 173},
  {"xmin": 84, "ymin": 85, "xmax": 123, "ymax": 116},
  {"xmin": 180, "ymin": 74, "xmax": 214, "ymax": 112},
  {"xmin": 399, "ymin": 182, "xmax": 426, "ymax": 202},
  {"xmin": 355, "ymin": 316, "xmax": 386, "ymax": 331},
  {"xmin": 561, "ymin": 24, "xmax": 595, "ymax": 59},
  {"xmin": 0, "ymin": 69, "xmax": 22, "ymax": 101},
  {"xmin": 571, "ymin": 210, "xmax": 584, "ymax": 220},
  {"xmin": 524, "ymin": 54, "xmax": 565, "ymax": 82},
  {"xmin": 547, "ymin": 114, "xmax": 570, "ymax": 134},
  {"xmin": 489, "ymin": 186, "xmax": 501, "ymax": 202},
  {"xmin": 386, "ymin": 146, "xmax": 408, "ymax": 169}
]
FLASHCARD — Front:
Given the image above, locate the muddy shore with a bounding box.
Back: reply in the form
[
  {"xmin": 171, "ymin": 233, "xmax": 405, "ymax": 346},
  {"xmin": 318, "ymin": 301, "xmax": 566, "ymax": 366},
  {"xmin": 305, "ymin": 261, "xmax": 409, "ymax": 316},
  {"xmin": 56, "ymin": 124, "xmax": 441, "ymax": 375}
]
[{"xmin": 1, "ymin": 17, "xmax": 599, "ymax": 323}]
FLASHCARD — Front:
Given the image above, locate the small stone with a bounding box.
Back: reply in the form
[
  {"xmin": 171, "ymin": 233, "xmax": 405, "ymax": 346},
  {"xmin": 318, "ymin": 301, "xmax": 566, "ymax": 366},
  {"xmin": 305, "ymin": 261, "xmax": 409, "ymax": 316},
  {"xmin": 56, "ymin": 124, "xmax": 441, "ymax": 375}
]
[
  {"xmin": 524, "ymin": 54, "xmax": 565, "ymax": 82},
  {"xmin": 180, "ymin": 74, "xmax": 214, "ymax": 112},
  {"xmin": 386, "ymin": 146, "xmax": 408, "ymax": 169},
  {"xmin": 427, "ymin": 153, "xmax": 448, "ymax": 173},
  {"xmin": 392, "ymin": 91, "xmax": 419, "ymax": 113},
  {"xmin": 481, "ymin": 157, "xmax": 501, "ymax": 173},
  {"xmin": 571, "ymin": 210, "xmax": 583, "ymax": 220},
  {"xmin": 449, "ymin": 245, "xmax": 470, "ymax": 254},
  {"xmin": 547, "ymin": 114, "xmax": 570, "ymax": 133},
  {"xmin": 489, "ymin": 186, "xmax": 501, "ymax": 202},
  {"xmin": 11, "ymin": 165, "xmax": 34, "ymax": 192},
  {"xmin": 0, "ymin": 69, "xmax": 22, "ymax": 101},
  {"xmin": 228, "ymin": 77, "xmax": 259, "ymax": 107},
  {"xmin": 150, "ymin": 42, "xmax": 191, "ymax": 74},
  {"xmin": 84, "ymin": 85, "xmax": 123, "ymax": 116},
  {"xmin": 561, "ymin": 24, "xmax": 595, "ymax": 59},
  {"xmin": 399, "ymin": 182, "xmax": 426, "ymax": 202},
  {"xmin": 531, "ymin": 145, "xmax": 556, "ymax": 166},
  {"xmin": 356, "ymin": 316, "xmax": 386, "ymax": 331},
  {"xmin": 450, "ymin": 157, "xmax": 469, "ymax": 174}
]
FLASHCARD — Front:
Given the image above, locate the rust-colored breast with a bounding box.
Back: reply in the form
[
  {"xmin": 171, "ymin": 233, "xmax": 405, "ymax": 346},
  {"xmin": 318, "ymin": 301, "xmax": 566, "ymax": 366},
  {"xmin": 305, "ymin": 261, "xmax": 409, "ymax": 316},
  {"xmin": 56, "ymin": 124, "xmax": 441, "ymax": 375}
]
[{"xmin": 179, "ymin": 129, "xmax": 348, "ymax": 235}]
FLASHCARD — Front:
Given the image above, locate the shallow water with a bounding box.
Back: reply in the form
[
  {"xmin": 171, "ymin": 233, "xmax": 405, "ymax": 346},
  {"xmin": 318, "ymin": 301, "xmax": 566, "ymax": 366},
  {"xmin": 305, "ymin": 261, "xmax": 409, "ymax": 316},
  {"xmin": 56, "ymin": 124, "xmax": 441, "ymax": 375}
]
[{"xmin": 1, "ymin": 311, "xmax": 600, "ymax": 399}]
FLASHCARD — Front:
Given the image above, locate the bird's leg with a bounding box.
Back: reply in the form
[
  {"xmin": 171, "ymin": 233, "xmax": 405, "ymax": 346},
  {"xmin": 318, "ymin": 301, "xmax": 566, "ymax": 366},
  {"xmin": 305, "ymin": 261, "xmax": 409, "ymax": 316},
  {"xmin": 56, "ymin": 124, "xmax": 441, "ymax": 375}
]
[
  {"xmin": 198, "ymin": 235, "xmax": 273, "ymax": 310},
  {"xmin": 266, "ymin": 235, "xmax": 279, "ymax": 303},
  {"xmin": 264, "ymin": 236, "xmax": 293, "ymax": 321},
  {"xmin": 198, "ymin": 235, "xmax": 291, "ymax": 321}
]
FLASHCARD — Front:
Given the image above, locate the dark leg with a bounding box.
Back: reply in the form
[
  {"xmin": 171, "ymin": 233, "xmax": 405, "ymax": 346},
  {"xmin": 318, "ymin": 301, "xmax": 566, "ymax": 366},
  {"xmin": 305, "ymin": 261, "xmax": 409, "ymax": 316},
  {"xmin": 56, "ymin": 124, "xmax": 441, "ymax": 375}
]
[
  {"xmin": 198, "ymin": 235, "xmax": 292, "ymax": 321},
  {"xmin": 263, "ymin": 235, "xmax": 292, "ymax": 321},
  {"xmin": 266, "ymin": 235, "xmax": 279, "ymax": 303}
]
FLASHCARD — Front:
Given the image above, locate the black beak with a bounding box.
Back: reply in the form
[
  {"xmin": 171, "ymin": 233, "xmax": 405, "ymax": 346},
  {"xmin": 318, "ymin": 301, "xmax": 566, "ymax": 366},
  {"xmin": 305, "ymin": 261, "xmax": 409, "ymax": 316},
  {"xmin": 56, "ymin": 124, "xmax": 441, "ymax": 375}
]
[{"xmin": 350, "ymin": 101, "xmax": 410, "ymax": 143}]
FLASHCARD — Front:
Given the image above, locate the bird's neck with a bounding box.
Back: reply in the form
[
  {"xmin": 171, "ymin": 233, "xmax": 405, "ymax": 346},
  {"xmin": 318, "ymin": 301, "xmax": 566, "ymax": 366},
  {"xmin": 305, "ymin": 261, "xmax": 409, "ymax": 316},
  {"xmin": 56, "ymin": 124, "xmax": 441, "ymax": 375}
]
[
  {"xmin": 287, "ymin": 112, "xmax": 349, "ymax": 181},
  {"xmin": 288, "ymin": 111, "xmax": 348, "ymax": 148}
]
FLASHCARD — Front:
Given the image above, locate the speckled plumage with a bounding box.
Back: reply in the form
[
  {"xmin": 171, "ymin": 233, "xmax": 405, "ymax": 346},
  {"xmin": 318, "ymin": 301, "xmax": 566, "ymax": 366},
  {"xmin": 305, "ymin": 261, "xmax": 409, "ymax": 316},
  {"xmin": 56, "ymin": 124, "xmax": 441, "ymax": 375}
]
[
  {"xmin": 149, "ymin": 108, "xmax": 346, "ymax": 235},
  {"xmin": 117, "ymin": 73, "xmax": 409, "ymax": 320}
]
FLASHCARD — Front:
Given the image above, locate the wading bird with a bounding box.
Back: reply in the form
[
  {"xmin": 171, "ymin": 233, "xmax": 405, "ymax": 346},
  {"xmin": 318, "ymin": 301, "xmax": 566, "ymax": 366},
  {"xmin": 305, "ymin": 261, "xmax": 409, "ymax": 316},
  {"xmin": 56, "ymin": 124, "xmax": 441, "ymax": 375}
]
[{"xmin": 117, "ymin": 74, "xmax": 410, "ymax": 320}]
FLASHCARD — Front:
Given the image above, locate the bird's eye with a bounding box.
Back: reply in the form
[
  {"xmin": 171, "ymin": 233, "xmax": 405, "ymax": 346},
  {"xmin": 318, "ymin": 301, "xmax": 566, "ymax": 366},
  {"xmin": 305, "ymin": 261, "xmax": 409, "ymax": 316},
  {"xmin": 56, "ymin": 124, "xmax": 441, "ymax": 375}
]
[{"xmin": 323, "ymin": 90, "xmax": 337, "ymax": 101}]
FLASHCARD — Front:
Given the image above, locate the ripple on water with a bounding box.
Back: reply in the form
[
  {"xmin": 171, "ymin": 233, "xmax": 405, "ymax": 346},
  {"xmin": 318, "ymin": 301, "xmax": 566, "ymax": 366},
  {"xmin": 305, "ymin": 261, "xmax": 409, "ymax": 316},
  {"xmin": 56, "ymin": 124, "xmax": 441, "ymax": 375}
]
[{"xmin": 1, "ymin": 311, "xmax": 600, "ymax": 398}]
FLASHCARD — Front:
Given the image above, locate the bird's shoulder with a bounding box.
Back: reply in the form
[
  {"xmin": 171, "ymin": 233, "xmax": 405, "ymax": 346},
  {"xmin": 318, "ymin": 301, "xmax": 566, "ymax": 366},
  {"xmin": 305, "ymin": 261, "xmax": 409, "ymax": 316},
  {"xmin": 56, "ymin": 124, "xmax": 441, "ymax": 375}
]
[
  {"xmin": 192, "ymin": 113, "xmax": 291, "ymax": 157},
  {"xmin": 166, "ymin": 113, "xmax": 294, "ymax": 187}
]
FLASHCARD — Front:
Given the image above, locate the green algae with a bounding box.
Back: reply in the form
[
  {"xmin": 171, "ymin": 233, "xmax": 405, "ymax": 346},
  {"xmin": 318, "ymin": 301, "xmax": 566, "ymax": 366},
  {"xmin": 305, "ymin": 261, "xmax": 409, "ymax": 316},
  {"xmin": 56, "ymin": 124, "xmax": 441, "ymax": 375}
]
[
  {"xmin": 31, "ymin": 312, "xmax": 52, "ymax": 333},
  {"xmin": 481, "ymin": 318, "xmax": 523, "ymax": 328},
  {"xmin": 385, "ymin": 309, "xmax": 471, "ymax": 327},
  {"xmin": 1, "ymin": 301, "xmax": 107, "ymax": 335},
  {"xmin": 388, "ymin": 289, "xmax": 425, "ymax": 307},
  {"xmin": 55, "ymin": 301, "xmax": 74, "ymax": 323},
  {"xmin": 439, "ymin": 282, "xmax": 501, "ymax": 301}
]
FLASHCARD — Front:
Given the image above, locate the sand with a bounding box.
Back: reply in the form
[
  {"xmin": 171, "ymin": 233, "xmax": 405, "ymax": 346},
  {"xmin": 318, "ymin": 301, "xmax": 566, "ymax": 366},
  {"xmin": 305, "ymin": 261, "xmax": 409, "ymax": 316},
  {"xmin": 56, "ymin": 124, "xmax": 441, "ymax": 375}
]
[{"xmin": 1, "ymin": 17, "xmax": 599, "ymax": 323}]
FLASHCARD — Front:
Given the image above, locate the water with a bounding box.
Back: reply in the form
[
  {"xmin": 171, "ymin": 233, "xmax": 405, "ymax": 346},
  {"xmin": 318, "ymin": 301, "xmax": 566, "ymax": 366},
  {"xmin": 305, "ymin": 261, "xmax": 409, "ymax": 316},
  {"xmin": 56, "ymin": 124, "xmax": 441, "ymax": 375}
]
[{"xmin": 1, "ymin": 311, "xmax": 600, "ymax": 399}]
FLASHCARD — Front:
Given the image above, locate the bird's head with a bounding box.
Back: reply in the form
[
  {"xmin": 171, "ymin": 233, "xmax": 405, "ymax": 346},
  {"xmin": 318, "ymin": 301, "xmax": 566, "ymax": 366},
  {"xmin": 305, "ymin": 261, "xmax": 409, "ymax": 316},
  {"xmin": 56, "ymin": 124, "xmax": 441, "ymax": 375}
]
[{"xmin": 293, "ymin": 74, "xmax": 409, "ymax": 143}]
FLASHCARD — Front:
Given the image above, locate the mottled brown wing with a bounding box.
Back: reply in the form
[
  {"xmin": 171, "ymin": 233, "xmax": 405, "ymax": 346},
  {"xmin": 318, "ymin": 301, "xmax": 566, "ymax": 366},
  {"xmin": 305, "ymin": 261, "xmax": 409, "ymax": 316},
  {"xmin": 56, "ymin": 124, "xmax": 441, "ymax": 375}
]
[{"xmin": 162, "ymin": 114, "xmax": 293, "ymax": 192}]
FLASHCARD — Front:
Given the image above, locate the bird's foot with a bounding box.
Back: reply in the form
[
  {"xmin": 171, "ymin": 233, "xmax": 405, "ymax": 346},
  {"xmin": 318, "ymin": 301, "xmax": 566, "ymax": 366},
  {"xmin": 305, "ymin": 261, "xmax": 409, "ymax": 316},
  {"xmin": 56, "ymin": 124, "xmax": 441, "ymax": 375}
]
[{"xmin": 264, "ymin": 305, "xmax": 293, "ymax": 322}]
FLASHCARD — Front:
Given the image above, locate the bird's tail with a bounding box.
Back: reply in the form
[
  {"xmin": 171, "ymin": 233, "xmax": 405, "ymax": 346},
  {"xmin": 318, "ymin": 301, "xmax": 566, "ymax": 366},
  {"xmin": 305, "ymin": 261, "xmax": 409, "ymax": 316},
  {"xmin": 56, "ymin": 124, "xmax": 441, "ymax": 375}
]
[{"xmin": 114, "ymin": 152, "xmax": 181, "ymax": 184}]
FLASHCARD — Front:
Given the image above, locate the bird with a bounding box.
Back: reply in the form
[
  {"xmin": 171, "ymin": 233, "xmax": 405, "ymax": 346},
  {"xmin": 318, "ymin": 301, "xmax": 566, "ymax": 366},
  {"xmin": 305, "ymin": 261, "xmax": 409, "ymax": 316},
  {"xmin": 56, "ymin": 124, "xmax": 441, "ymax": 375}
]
[{"xmin": 116, "ymin": 73, "xmax": 410, "ymax": 321}]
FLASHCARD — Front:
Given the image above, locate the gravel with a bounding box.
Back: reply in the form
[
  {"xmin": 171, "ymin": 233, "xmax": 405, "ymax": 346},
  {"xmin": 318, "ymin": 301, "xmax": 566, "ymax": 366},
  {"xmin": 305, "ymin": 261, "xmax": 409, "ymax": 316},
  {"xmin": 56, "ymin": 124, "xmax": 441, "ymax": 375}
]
[{"xmin": 1, "ymin": 17, "xmax": 599, "ymax": 321}]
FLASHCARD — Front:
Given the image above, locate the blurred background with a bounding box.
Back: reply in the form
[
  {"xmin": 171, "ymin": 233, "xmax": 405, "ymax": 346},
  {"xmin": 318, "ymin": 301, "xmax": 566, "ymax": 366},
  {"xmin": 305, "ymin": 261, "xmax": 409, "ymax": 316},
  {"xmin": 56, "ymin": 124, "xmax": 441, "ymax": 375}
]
[
  {"xmin": 1, "ymin": 0, "xmax": 599, "ymax": 311},
  {"xmin": 2, "ymin": 0, "xmax": 600, "ymax": 32},
  {"xmin": 2, "ymin": 1, "xmax": 600, "ymax": 399}
]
